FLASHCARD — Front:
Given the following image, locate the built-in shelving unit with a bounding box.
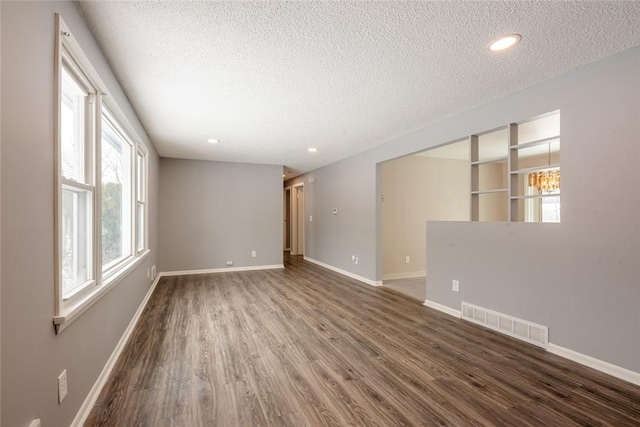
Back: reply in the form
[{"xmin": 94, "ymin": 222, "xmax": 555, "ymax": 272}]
[
  {"xmin": 470, "ymin": 110, "xmax": 561, "ymax": 222},
  {"xmin": 470, "ymin": 129, "xmax": 509, "ymax": 221}
]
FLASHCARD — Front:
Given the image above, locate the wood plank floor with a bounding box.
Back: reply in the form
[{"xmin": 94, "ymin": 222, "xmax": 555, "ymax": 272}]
[{"xmin": 86, "ymin": 254, "xmax": 640, "ymax": 426}]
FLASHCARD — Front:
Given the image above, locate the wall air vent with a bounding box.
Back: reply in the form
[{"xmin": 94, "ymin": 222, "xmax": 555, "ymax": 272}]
[{"xmin": 461, "ymin": 302, "xmax": 548, "ymax": 347}]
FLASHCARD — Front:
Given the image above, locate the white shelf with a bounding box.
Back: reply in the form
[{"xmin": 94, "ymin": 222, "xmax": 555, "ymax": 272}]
[
  {"xmin": 510, "ymin": 135, "xmax": 560, "ymax": 150},
  {"xmin": 471, "ymin": 188, "xmax": 508, "ymax": 195},
  {"xmin": 510, "ymin": 164, "xmax": 560, "ymax": 175},
  {"xmin": 510, "ymin": 193, "xmax": 561, "ymax": 200},
  {"xmin": 471, "ymin": 156, "xmax": 508, "ymax": 166}
]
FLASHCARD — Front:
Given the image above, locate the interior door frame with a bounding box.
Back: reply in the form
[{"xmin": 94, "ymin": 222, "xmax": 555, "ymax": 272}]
[
  {"xmin": 283, "ymin": 186, "xmax": 291, "ymax": 251},
  {"xmin": 291, "ymin": 183, "xmax": 304, "ymax": 255}
]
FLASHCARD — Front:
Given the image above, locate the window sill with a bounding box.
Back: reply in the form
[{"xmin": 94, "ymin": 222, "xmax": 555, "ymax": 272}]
[{"xmin": 53, "ymin": 249, "xmax": 150, "ymax": 334}]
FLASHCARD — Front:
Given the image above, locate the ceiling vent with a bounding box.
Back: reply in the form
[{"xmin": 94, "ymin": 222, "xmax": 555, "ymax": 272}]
[{"xmin": 461, "ymin": 302, "xmax": 548, "ymax": 348}]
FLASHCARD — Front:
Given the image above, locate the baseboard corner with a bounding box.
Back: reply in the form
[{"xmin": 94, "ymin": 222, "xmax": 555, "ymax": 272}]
[
  {"xmin": 422, "ymin": 299, "xmax": 462, "ymax": 318},
  {"xmin": 303, "ymin": 256, "xmax": 381, "ymax": 287}
]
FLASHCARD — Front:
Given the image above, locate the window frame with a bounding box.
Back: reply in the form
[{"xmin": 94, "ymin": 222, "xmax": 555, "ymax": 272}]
[
  {"xmin": 100, "ymin": 108, "xmax": 135, "ymax": 277},
  {"xmin": 54, "ymin": 15, "xmax": 150, "ymax": 333},
  {"xmin": 135, "ymin": 143, "xmax": 149, "ymax": 256}
]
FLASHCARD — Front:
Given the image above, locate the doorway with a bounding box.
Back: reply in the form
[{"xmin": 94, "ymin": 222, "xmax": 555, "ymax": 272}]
[
  {"xmin": 291, "ymin": 184, "xmax": 304, "ymax": 256},
  {"xmin": 380, "ymin": 139, "xmax": 470, "ymax": 300},
  {"xmin": 283, "ymin": 187, "xmax": 291, "ymax": 251}
]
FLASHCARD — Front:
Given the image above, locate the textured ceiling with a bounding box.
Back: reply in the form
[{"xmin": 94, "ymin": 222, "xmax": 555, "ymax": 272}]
[{"xmin": 76, "ymin": 1, "xmax": 640, "ymax": 178}]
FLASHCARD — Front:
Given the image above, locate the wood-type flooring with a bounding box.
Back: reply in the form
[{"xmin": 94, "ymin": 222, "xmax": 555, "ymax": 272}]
[{"xmin": 86, "ymin": 254, "xmax": 640, "ymax": 426}]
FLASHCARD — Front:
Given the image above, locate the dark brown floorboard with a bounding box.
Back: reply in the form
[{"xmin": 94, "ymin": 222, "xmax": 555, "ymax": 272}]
[{"xmin": 85, "ymin": 254, "xmax": 640, "ymax": 426}]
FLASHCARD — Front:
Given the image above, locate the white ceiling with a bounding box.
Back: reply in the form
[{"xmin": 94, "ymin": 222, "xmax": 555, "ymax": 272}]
[{"xmin": 76, "ymin": 1, "xmax": 640, "ymax": 178}]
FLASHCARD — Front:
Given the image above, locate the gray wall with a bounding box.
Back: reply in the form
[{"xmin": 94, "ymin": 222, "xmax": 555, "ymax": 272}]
[
  {"xmin": 0, "ymin": 2, "xmax": 3, "ymax": 420},
  {"xmin": 1, "ymin": 2, "xmax": 160, "ymax": 426},
  {"xmin": 291, "ymin": 46, "xmax": 640, "ymax": 373},
  {"xmin": 159, "ymin": 158, "xmax": 283, "ymax": 272},
  {"xmin": 288, "ymin": 153, "xmax": 379, "ymax": 280}
]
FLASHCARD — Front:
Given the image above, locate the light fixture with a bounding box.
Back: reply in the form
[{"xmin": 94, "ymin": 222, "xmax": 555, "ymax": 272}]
[
  {"xmin": 308, "ymin": 147, "xmax": 318, "ymax": 153},
  {"xmin": 207, "ymin": 138, "xmax": 219, "ymax": 144},
  {"xmin": 528, "ymin": 142, "xmax": 560, "ymax": 193},
  {"xmin": 282, "ymin": 174, "xmax": 285, "ymax": 178},
  {"xmin": 487, "ymin": 34, "xmax": 521, "ymax": 52},
  {"xmin": 528, "ymin": 170, "xmax": 560, "ymax": 193}
]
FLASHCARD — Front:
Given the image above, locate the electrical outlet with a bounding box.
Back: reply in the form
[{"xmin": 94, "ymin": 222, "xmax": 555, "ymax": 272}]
[
  {"xmin": 58, "ymin": 369, "xmax": 68, "ymax": 404},
  {"xmin": 405, "ymin": 255, "xmax": 410, "ymax": 264},
  {"xmin": 151, "ymin": 265, "xmax": 156, "ymax": 279},
  {"xmin": 354, "ymin": 256, "xmax": 358, "ymax": 265},
  {"xmin": 251, "ymin": 250, "xmax": 256, "ymax": 258},
  {"xmin": 226, "ymin": 261, "xmax": 233, "ymax": 266},
  {"xmin": 28, "ymin": 420, "xmax": 41, "ymax": 427},
  {"xmin": 452, "ymin": 280, "xmax": 459, "ymax": 292},
  {"xmin": 309, "ymin": 215, "xmax": 313, "ymax": 222}
]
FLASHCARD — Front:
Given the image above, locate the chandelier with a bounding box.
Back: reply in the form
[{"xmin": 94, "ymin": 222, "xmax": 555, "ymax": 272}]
[{"xmin": 528, "ymin": 169, "xmax": 560, "ymax": 193}]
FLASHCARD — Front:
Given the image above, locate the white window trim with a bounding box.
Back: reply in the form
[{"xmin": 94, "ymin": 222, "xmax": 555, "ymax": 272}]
[
  {"xmin": 54, "ymin": 14, "xmax": 150, "ymax": 333},
  {"xmin": 136, "ymin": 143, "xmax": 149, "ymax": 256},
  {"xmin": 100, "ymin": 107, "xmax": 136, "ymax": 278}
]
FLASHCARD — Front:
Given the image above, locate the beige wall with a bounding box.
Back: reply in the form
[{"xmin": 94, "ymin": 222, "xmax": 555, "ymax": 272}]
[
  {"xmin": 382, "ymin": 155, "xmax": 468, "ymax": 279},
  {"xmin": 478, "ymin": 162, "xmax": 508, "ymax": 221}
]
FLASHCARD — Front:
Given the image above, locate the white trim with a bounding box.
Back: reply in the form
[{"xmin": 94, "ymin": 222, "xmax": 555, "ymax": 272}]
[
  {"xmin": 54, "ymin": 15, "xmax": 150, "ymax": 333},
  {"xmin": 54, "ymin": 250, "xmax": 150, "ymax": 333},
  {"xmin": 547, "ymin": 343, "xmax": 640, "ymax": 387},
  {"xmin": 159, "ymin": 264, "xmax": 284, "ymax": 277},
  {"xmin": 291, "ymin": 183, "xmax": 304, "ymax": 256},
  {"xmin": 421, "ymin": 299, "xmax": 640, "ymax": 386},
  {"xmin": 303, "ymin": 256, "xmax": 382, "ymax": 287},
  {"xmin": 382, "ymin": 271, "xmax": 426, "ymax": 281},
  {"xmin": 422, "ymin": 299, "xmax": 462, "ymax": 318},
  {"xmin": 71, "ymin": 272, "xmax": 162, "ymax": 427}
]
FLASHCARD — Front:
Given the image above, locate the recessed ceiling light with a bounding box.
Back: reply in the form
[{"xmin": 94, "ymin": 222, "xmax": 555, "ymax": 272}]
[
  {"xmin": 282, "ymin": 174, "xmax": 286, "ymax": 178},
  {"xmin": 488, "ymin": 34, "xmax": 521, "ymax": 52},
  {"xmin": 207, "ymin": 138, "xmax": 219, "ymax": 144},
  {"xmin": 308, "ymin": 147, "xmax": 318, "ymax": 153}
]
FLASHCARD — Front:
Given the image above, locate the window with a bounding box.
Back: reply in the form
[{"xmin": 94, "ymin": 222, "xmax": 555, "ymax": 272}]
[
  {"xmin": 54, "ymin": 15, "xmax": 149, "ymax": 332},
  {"xmin": 59, "ymin": 49, "xmax": 97, "ymax": 302},
  {"xmin": 101, "ymin": 111, "xmax": 133, "ymax": 271}
]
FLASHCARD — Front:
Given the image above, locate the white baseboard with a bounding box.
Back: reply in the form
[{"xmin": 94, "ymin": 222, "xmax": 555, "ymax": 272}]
[
  {"xmin": 422, "ymin": 299, "xmax": 640, "ymax": 386},
  {"xmin": 303, "ymin": 256, "xmax": 382, "ymax": 287},
  {"xmin": 71, "ymin": 274, "xmax": 162, "ymax": 427},
  {"xmin": 547, "ymin": 343, "xmax": 640, "ymax": 387},
  {"xmin": 383, "ymin": 271, "xmax": 426, "ymax": 281},
  {"xmin": 160, "ymin": 264, "xmax": 284, "ymax": 277},
  {"xmin": 422, "ymin": 299, "xmax": 462, "ymax": 318}
]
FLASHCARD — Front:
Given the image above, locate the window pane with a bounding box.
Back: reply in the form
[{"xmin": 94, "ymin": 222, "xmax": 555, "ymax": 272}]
[
  {"xmin": 102, "ymin": 117, "xmax": 132, "ymax": 267},
  {"xmin": 137, "ymin": 202, "xmax": 145, "ymax": 252},
  {"xmin": 61, "ymin": 67, "xmax": 87, "ymax": 182},
  {"xmin": 62, "ymin": 186, "xmax": 92, "ymax": 295},
  {"xmin": 542, "ymin": 195, "xmax": 561, "ymax": 223}
]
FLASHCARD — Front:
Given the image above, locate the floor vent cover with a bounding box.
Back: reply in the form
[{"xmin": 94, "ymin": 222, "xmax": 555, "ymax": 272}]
[{"xmin": 461, "ymin": 302, "xmax": 548, "ymax": 347}]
